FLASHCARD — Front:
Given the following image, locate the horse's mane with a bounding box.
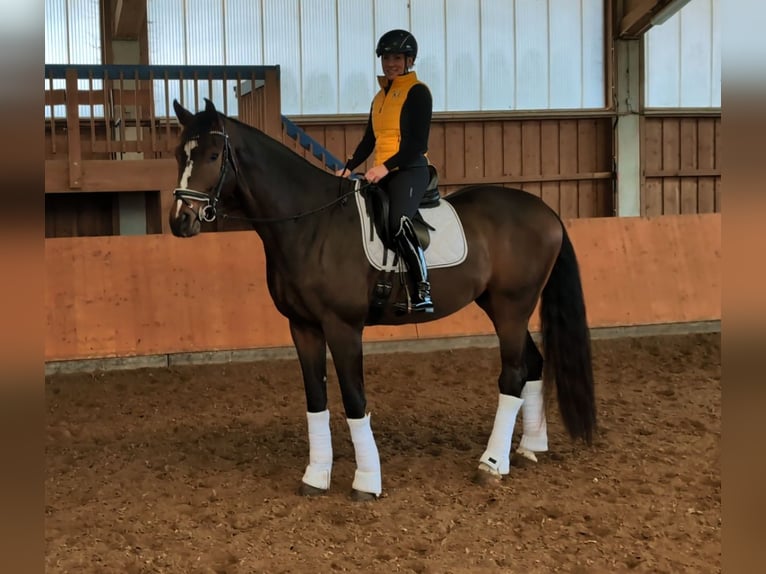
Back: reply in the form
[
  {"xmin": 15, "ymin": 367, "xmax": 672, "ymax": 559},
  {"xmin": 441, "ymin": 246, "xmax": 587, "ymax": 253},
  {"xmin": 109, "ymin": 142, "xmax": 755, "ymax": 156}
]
[{"xmin": 188, "ymin": 111, "xmax": 340, "ymax": 184}]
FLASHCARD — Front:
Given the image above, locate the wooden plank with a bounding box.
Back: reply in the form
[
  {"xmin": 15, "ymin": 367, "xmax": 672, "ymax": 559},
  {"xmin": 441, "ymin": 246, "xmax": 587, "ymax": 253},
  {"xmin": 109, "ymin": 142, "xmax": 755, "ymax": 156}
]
[
  {"xmin": 577, "ymin": 119, "xmax": 597, "ymax": 216},
  {"xmin": 714, "ymin": 177, "xmax": 721, "ymax": 212},
  {"xmin": 595, "ymin": 118, "xmax": 613, "ymax": 216},
  {"xmin": 65, "ymin": 70, "xmax": 83, "ymax": 188},
  {"xmin": 444, "ymin": 123, "xmax": 465, "ymax": 181},
  {"xmin": 262, "ymin": 68, "xmax": 282, "ymax": 140},
  {"xmin": 559, "ymin": 120, "xmax": 579, "ymax": 218},
  {"xmin": 662, "ymin": 118, "xmax": 681, "ymax": 215},
  {"xmin": 482, "ymin": 121, "xmax": 503, "ymax": 180},
  {"xmin": 113, "ymin": 0, "xmax": 147, "ymax": 40},
  {"xmin": 697, "ymin": 118, "xmax": 715, "ymax": 170},
  {"xmin": 697, "ymin": 179, "xmax": 716, "ymax": 213},
  {"xmin": 430, "ymin": 172, "xmax": 612, "ymax": 186},
  {"xmin": 521, "ymin": 120, "xmax": 541, "ymax": 198},
  {"xmin": 324, "ymin": 125, "xmax": 345, "ymax": 170},
  {"xmin": 304, "ymin": 125, "xmax": 328, "ymax": 169},
  {"xmin": 464, "ymin": 122, "xmax": 484, "ymax": 180},
  {"xmin": 643, "ymin": 179, "xmax": 663, "ymax": 216},
  {"xmin": 620, "ymin": 1, "xmax": 690, "ymax": 38},
  {"xmin": 427, "ymin": 122, "xmax": 446, "ymax": 178},
  {"xmin": 644, "ymin": 169, "xmax": 720, "ymax": 178},
  {"xmin": 642, "ymin": 118, "xmax": 663, "ymax": 216},
  {"xmin": 46, "ymin": 159, "xmax": 177, "ymax": 193},
  {"xmin": 679, "ymin": 118, "xmax": 698, "ymax": 214},
  {"xmin": 540, "ymin": 121, "xmax": 560, "ymax": 214},
  {"xmin": 697, "ymin": 119, "xmax": 716, "ymax": 213},
  {"xmin": 502, "ymin": 121, "xmax": 522, "ymax": 180},
  {"xmin": 620, "ymin": 0, "xmax": 663, "ymax": 38},
  {"xmin": 642, "ymin": 118, "xmax": 663, "ymax": 171},
  {"xmin": 714, "ymin": 117, "xmax": 721, "ymax": 170},
  {"xmin": 343, "ymin": 124, "xmax": 367, "ymax": 171}
]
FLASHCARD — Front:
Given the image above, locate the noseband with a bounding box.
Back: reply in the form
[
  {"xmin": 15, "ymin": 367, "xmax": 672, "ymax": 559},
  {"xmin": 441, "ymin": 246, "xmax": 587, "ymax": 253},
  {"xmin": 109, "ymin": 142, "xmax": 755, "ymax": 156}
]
[{"xmin": 173, "ymin": 128, "xmax": 233, "ymax": 223}]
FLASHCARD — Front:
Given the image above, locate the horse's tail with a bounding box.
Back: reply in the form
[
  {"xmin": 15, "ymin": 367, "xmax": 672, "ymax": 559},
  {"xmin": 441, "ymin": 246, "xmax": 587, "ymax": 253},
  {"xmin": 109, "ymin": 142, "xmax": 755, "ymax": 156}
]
[{"xmin": 539, "ymin": 224, "xmax": 596, "ymax": 444}]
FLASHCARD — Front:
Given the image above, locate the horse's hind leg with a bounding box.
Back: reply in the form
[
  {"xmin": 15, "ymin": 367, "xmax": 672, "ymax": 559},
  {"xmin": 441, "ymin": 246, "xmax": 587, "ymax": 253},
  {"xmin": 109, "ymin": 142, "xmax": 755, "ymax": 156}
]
[
  {"xmin": 475, "ymin": 296, "xmax": 532, "ymax": 483},
  {"xmin": 289, "ymin": 320, "xmax": 332, "ymax": 496},
  {"xmin": 323, "ymin": 317, "xmax": 382, "ymax": 501},
  {"xmin": 517, "ymin": 333, "xmax": 548, "ymax": 462}
]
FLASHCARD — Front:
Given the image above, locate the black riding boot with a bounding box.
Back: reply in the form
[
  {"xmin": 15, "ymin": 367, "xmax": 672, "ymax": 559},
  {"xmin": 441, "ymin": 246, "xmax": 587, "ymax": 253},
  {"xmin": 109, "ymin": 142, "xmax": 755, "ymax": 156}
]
[{"xmin": 394, "ymin": 217, "xmax": 434, "ymax": 314}]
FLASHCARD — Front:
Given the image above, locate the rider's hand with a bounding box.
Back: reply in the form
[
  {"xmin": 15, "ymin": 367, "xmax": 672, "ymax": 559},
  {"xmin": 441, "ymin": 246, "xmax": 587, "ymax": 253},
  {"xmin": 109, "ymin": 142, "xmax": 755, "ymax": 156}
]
[
  {"xmin": 364, "ymin": 164, "xmax": 389, "ymax": 184},
  {"xmin": 335, "ymin": 168, "xmax": 351, "ymax": 178}
]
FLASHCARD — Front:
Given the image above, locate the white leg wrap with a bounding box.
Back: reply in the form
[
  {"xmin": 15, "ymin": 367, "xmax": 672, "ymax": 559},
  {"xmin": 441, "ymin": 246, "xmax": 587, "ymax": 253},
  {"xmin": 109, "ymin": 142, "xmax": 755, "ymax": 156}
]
[
  {"xmin": 479, "ymin": 394, "xmax": 524, "ymax": 475},
  {"xmin": 301, "ymin": 410, "xmax": 333, "ymax": 490},
  {"xmin": 347, "ymin": 414, "xmax": 382, "ymax": 496},
  {"xmin": 518, "ymin": 379, "xmax": 549, "ymax": 454}
]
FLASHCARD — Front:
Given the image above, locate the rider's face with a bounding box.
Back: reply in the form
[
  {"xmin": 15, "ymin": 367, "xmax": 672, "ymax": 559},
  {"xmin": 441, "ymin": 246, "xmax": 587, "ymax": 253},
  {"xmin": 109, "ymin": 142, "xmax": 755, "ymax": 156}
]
[{"xmin": 381, "ymin": 53, "xmax": 412, "ymax": 80}]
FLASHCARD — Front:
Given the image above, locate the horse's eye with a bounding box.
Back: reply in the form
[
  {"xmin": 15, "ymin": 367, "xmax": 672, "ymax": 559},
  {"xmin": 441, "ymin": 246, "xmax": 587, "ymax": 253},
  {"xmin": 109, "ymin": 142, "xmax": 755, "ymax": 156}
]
[{"xmin": 210, "ymin": 153, "xmax": 220, "ymax": 161}]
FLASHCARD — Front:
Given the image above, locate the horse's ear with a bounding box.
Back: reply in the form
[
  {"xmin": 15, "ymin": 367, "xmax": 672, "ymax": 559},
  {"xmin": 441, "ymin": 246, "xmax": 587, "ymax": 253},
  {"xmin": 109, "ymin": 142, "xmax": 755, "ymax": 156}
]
[
  {"xmin": 204, "ymin": 98, "xmax": 217, "ymax": 115},
  {"xmin": 173, "ymin": 99, "xmax": 194, "ymax": 126}
]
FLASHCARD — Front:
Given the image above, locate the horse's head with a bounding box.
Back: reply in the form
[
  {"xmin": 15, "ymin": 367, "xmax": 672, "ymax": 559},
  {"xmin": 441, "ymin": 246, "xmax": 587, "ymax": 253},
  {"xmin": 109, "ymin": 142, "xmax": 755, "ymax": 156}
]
[{"xmin": 169, "ymin": 98, "xmax": 237, "ymax": 237}]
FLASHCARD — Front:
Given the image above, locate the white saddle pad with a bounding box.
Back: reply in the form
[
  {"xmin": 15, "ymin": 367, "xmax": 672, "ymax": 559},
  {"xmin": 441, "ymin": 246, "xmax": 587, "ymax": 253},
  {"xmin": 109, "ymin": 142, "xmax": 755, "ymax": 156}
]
[{"xmin": 354, "ymin": 186, "xmax": 468, "ymax": 272}]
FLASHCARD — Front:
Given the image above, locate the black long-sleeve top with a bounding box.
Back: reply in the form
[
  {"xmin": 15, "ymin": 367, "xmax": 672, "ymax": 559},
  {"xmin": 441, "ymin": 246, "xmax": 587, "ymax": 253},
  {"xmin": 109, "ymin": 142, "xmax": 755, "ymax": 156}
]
[{"xmin": 347, "ymin": 81, "xmax": 432, "ymax": 172}]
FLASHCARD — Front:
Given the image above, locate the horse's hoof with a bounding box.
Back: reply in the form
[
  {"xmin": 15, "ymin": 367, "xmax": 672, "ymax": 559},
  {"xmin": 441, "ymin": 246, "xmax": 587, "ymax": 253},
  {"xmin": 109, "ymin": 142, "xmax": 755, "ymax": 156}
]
[
  {"xmin": 299, "ymin": 482, "xmax": 328, "ymax": 497},
  {"xmin": 350, "ymin": 489, "xmax": 379, "ymax": 502},
  {"xmin": 516, "ymin": 446, "xmax": 539, "ymax": 463},
  {"xmin": 474, "ymin": 463, "xmax": 503, "ymax": 486}
]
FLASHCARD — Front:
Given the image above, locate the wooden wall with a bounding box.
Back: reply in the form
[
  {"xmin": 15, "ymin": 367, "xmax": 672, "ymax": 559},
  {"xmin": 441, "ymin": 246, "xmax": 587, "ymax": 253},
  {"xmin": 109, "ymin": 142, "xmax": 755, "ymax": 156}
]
[
  {"xmin": 642, "ymin": 114, "xmax": 721, "ymax": 216},
  {"xmin": 45, "ymin": 214, "xmax": 721, "ymax": 362},
  {"xmin": 44, "ymin": 77, "xmax": 722, "ymax": 236},
  {"xmin": 285, "ymin": 114, "xmax": 615, "ymax": 219}
]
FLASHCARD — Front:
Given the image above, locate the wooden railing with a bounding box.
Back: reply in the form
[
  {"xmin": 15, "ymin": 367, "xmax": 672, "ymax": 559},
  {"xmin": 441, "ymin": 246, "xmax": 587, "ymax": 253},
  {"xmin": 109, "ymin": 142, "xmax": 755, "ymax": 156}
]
[{"xmin": 44, "ymin": 64, "xmax": 281, "ymax": 194}]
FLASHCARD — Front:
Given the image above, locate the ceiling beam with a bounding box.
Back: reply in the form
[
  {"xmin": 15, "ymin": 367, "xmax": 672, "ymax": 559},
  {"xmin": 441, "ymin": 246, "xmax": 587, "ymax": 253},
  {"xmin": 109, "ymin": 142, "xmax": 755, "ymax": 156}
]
[
  {"xmin": 113, "ymin": 0, "xmax": 146, "ymax": 41},
  {"xmin": 619, "ymin": 0, "xmax": 692, "ymax": 39}
]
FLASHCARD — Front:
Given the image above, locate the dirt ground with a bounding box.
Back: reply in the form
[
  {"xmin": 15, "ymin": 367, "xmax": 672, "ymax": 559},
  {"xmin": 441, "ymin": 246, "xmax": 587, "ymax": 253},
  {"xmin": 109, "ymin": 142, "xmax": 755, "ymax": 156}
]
[{"xmin": 45, "ymin": 332, "xmax": 720, "ymax": 574}]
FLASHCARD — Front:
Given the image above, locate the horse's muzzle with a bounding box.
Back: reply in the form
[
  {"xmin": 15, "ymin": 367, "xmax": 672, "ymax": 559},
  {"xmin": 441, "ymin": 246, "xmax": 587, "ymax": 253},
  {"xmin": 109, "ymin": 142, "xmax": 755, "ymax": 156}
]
[{"xmin": 169, "ymin": 197, "xmax": 203, "ymax": 237}]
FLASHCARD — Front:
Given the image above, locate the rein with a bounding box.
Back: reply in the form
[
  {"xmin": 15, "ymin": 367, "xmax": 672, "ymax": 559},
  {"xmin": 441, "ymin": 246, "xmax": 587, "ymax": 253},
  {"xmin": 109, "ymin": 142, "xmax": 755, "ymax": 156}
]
[{"xmin": 220, "ymin": 187, "xmax": 360, "ymax": 224}]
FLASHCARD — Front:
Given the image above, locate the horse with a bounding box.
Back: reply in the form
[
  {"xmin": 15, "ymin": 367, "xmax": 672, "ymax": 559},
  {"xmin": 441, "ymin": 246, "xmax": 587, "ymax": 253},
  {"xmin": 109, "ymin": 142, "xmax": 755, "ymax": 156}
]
[{"xmin": 168, "ymin": 98, "xmax": 596, "ymax": 501}]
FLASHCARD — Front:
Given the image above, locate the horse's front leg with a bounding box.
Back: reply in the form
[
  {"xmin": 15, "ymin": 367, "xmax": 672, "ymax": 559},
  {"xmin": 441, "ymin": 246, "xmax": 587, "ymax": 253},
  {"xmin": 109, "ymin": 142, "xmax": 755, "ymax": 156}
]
[
  {"xmin": 289, "ymin": 320, "xmax": 332, "ymax": 496},
  {"xmin": 324, "ymin": 317, "xmax": 381, "ymax": 501}
]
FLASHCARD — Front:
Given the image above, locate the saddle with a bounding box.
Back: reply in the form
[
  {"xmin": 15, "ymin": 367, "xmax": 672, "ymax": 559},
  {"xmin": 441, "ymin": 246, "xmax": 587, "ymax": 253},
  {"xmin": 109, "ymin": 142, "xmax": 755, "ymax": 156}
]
[{"xmin": 360, "ymin": 164, "xmax": 440, "ymax": 251}]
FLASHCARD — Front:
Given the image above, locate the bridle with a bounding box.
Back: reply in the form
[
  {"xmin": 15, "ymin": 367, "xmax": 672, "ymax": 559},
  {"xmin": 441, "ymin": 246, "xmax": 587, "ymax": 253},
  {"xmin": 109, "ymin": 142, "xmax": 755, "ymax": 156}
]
[
  {"xmin": 173, "ymin": 127, "xmax": 234, "ymax": 223},
  {"xmin": 172, "ymin": 123, "xmax": 363, "ymax": 225}
]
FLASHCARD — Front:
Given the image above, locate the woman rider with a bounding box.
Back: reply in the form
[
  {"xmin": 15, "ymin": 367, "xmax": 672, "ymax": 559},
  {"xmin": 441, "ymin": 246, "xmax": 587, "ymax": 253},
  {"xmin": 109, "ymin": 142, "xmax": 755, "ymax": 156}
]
[{"xmin": 337, "ymin": 29, "xmax": 434, "ymax": 314}]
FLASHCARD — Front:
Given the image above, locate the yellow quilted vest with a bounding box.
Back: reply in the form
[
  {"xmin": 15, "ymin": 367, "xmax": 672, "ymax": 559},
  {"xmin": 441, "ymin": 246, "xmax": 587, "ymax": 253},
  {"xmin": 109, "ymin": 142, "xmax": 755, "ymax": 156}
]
[{"xmin": 371, "ymin": 72, "xmax": 422, "ymax": 166}]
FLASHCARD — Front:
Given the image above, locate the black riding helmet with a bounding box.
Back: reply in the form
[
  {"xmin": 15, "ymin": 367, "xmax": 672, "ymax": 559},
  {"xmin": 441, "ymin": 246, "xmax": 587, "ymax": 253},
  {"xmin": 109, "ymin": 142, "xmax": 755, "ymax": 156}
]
[{"xmin": 375, "ymin": 29, "xmax": 418, "ymax": 62}]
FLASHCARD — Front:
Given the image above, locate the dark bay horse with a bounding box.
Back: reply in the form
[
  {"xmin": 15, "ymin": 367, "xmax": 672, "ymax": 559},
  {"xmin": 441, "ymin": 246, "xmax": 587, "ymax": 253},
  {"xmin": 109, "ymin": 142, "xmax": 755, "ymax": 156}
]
[{"xmin": 168, "ymin": 99, "xmax": 596, "ymax": 500}]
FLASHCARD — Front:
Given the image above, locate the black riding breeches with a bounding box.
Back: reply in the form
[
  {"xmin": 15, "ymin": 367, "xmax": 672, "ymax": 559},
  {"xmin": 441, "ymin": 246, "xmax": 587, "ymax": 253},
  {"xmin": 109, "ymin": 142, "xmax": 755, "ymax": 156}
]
[{"xmin": 382, "ymin": 166, "xmax": 430, "ymax": 234}]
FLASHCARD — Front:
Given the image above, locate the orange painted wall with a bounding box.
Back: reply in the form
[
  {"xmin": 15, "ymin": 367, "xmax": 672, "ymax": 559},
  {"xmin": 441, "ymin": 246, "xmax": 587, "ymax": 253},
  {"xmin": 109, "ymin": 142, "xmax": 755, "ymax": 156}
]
[{"xmin": 45, "ymin": 214, "xmax": 720, "ymax": 362}]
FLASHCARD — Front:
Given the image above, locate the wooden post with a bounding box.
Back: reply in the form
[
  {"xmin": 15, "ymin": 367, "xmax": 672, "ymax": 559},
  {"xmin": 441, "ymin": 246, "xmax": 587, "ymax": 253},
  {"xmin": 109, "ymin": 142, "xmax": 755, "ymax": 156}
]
[
  {"xmin": 65, "ymin": 69, "xmax": 82, "ymax": 188},
  {"xmin": 262, "ymin": 67, "xmax": 282, "ymax": 141}
]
